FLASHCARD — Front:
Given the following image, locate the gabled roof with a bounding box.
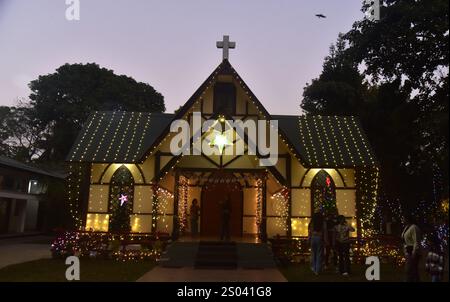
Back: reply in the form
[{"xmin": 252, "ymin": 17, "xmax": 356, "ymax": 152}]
[
  {"xmin": 66, "ymin": 112, "xmax": 174, "ymax": 163},
  {"xmin": 274, "ymin": 115, "xmax": 376, "ymax": 167},
  {"xmin": 0, "ymin": 156, "xmax": 65, "ymax": 179},
  {"xmin": 66, "ymin": 60, "xmax": 377, "ymax": 168}
]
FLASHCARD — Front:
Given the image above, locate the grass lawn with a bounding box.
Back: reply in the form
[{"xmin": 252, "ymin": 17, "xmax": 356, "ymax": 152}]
[
  {"xmin": 279, "ymin": 263, "xmax": 443, "ymax": 282},
  {"xmin": 0, "ymin": 258, "xmax": 156, "ymax": 282}
]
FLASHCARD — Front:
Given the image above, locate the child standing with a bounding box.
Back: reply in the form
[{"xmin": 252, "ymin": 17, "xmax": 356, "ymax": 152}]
[{"xmin": 334, "ymin": 215, "xmax": 355, "ymax": 276}]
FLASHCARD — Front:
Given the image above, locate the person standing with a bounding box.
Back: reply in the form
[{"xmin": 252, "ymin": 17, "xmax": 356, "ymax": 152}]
[
  {"xmin": 401, "ymin": 215, "xmax": 422, "ymax": 282},
  {"xmin": 324, "ymin": 211, "xmax": 338, "ymax": 270},
  {"xmin": 308, "ymin": 211, "xmax": 326, "ymax": 275},
  {"xmin": 425, "ymin": 232, "xmax": 445, "ymax": 282},
  {"xmin": 334, "ymin": 215, "xmax": 355, "ymax": 276},
  {"xmin": 190, "ymin": 199, "xmax": 200, "ymax": 238},
  {"xmin": 220, "ymin": 196, "xmax": 232, "ymax": 241}
]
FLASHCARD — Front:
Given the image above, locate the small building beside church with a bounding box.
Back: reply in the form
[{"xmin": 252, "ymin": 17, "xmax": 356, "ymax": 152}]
[
  {"xmin": 66, "ymin": 37, "xmax": 378, "ymax": 240},
  {"xmin": 0, "ymin": 156, "xmax": 65, "ymax": 234}
]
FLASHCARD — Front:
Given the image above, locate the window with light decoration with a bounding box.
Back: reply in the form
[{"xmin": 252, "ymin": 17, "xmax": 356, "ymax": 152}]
[
  {"xmin": 109, "ymin": 165, "xmax": 134, "ymax": 232},
  {"xmin": 311, "ymin": 170, "xmax": 337, "ymax": 214}
]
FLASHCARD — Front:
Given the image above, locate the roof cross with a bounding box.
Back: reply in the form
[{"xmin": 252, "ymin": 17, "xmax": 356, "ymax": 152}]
[{"xmin": 216, "ymin": 35, "xmax": 236, "ymax": 61}]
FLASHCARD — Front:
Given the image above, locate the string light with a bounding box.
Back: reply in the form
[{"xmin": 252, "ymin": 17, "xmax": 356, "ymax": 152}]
[
  {"xmin": 51, "ymin": 230, "xmax": 167, "ymax": 262},
  {"xmin": 256, "ymin": 177, "xmax": 263, "ymax": 233},
  {"xmin": 177, "ymin": 176, "xmax": 189, "ymax": 233},
  {"xmin": 271, "ymin": 187, "xmax": 289, "ymax": 232},
  {"xmin": 155, "ymin": 186, "xmax": 173, "ymax": 232},
  {"xmin": 67, "ymin": 60, "xmax": 382, "ymax": 245}
]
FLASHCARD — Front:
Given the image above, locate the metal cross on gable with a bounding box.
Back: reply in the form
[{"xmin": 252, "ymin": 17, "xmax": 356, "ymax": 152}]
[{"xmin": 216, "ymin": 35, "xmax": 236, "ymax": 61}]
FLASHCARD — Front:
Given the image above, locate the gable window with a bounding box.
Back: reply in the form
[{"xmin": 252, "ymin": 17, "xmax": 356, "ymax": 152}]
[{"xmin": 213, "ymin": 82, "xmax": 236, "ymax": 115}]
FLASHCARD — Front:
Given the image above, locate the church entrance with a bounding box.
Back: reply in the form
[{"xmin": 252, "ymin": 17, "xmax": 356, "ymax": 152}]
[{"xmin": 200, "ymin": 182, "xmax": 243, "ymax": 238}]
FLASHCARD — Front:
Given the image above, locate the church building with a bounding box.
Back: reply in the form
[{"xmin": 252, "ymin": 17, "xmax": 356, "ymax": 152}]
[{"xmin": 66, "ymin": 36, "xmax": 378, "ymax": 241}]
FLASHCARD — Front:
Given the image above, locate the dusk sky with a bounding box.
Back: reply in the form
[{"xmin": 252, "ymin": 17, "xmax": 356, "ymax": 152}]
[{"xmin": 0, "ymin": 0, "xmax": 365, "ymax": 115}]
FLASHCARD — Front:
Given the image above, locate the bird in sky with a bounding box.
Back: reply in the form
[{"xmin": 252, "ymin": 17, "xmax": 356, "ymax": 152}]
[{"xmin": 315, "ymin": 14, "xmax": 326, "ymax": 18}]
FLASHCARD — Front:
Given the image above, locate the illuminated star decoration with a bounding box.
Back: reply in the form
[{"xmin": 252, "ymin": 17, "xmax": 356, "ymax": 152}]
[
  {"xmin": 119, "ymin": 194, "xmax": 128, "ymax": 206},
  {"xmin": 210, "ymin": 130, "xmax": 233, "ymax": 154}
]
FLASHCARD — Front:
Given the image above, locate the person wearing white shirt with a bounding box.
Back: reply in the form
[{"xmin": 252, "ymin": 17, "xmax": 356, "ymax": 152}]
[{"xmin": 401, "ymin": 215, "xmax": 422, "ymax": 282}]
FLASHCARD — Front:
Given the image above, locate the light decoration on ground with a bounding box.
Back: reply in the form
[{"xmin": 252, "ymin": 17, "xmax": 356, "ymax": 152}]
[
  {"xmin": 51, "ymin": 231, "xmax": 166, "ymax": 262},
  {"xmin": 271, "ymin": 188, "xmax": 289, "ymax": 232},
  {"xmin": 354, "ymin": 237, "xmax": 405, "ymax": 266},
  {"xmin": 112, "ymin": 249, "xmax": 160, "ymax": 262}
]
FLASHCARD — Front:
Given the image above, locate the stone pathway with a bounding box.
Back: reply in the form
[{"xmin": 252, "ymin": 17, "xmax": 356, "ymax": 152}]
[
  {"xmin": 137, "ymin": 266, "xmax": 287, "ymax": 282},
  {"xmin": 0, "ymin": 236, "xmax": 52, "ymax": 269}
]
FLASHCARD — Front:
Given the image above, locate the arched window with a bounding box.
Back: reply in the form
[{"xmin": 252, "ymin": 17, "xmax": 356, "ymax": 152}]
[
  {"xmin": 311, "ymin": 170, "xmax": 337, "ymax": 214},
  {"xmin": 109, "ymin": 165, "xmax": 134, "ymax": 232}
]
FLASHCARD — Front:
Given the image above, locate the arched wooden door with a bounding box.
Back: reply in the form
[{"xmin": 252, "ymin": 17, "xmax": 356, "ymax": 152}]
[{"xmin": 201, "ymin": 183, "xmax": 243, "ymax": 238}]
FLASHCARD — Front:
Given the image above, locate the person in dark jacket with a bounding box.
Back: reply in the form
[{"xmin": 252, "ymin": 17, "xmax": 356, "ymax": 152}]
[
  {"xmin": 324, "ymin": 211, "xmax": 338, "ymax": 270},
  {"xmin": 190, "ymin": 199, "xmax": 200, "ymax": 237},
  {"xmin": 220, "ymin": 196, "xmax": 232, "ymax": 241}
]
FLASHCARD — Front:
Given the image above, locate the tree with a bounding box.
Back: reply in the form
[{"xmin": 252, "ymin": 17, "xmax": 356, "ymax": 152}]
[
  {"xmin": 28, "ymin": 63, "xmax": 166, "ymax": 162},
  {"xmin": 301, "ymin": 34, "xmax": 367, "ymax": 116},
  {"xmin": 0, "ymin": 103, "xmax": 46, "ymax": 162},
  {"xmin": 344, "ymin": 0, "xmax": 449, "ymax": 176},
  {"xmin": 345, "ymin": 0, "xmax": 448, "ymax": 91},
  {"xmin": 301, "ymin": 0, "xmax": 449, "ymax": 224}
]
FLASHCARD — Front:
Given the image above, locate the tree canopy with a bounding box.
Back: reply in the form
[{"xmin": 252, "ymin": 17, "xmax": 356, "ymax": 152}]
[
  {"xmin": 301, "ymin": 0, "xmax": 449, "ymax": 223},
  {"xmin": 1, "ymin": 63, "xmax": 165, "ymax": 163}
]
